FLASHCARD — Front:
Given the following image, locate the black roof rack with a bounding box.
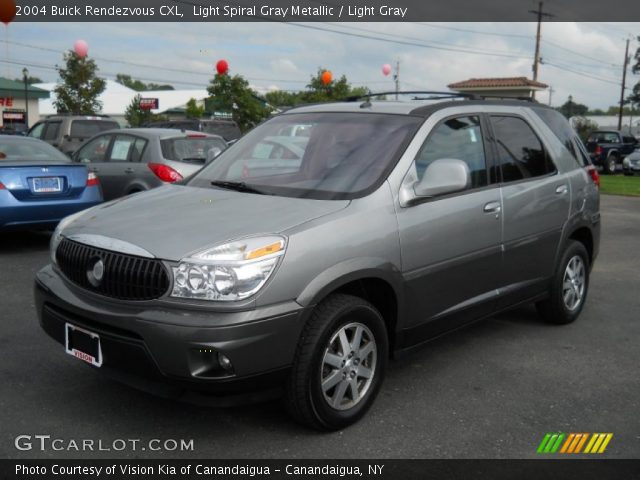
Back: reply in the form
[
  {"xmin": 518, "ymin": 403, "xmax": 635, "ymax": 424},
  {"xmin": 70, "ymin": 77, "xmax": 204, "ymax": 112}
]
[
  {"xmin": 475, "ymin": 94, "xmax": 538, "ymax": 102},
  {"xmin": 345, "ymin": 91, "xmax": 479, "ymax": 102}
]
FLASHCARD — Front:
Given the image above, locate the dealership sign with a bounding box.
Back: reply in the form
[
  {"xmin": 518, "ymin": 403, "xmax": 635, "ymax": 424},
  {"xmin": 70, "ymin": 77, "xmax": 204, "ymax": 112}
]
[
  {"xmin": 2, "ymin": 109, "xmax": 25, "ymax": 121},
  {"xmin": 139, "ymin": 98, "xmax": 159, "ymax": 110},
  {"xmin": 0, "ymin": 97, "xmax": 14, "ymax": 107}
]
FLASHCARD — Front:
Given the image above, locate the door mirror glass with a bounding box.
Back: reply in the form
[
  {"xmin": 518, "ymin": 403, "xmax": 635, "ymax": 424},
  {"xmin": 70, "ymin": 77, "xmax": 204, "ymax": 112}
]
[{"xmin": 414, "ymin": 158, "xmax": 470, "ymax": 197}]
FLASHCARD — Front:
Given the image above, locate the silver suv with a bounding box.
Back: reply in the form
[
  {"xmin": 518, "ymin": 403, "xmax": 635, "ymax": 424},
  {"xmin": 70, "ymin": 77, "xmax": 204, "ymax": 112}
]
[
  {"xmin": 28, "ymin": 115, "xmax": 120, "ymax": 156},
  {"xmin": 35, "ymin": 95, "xmax": 600, "ymax": 430}
]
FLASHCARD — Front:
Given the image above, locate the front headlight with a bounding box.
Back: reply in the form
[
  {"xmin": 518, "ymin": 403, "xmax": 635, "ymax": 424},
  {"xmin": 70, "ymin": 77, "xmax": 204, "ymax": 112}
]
[
  {"xmin": 170, "ymin": 236, "xmax": 286, "ymax": 302},
  {"xmin": 50, "ymin": 209, "xmax": 91, "ymax": 265}
]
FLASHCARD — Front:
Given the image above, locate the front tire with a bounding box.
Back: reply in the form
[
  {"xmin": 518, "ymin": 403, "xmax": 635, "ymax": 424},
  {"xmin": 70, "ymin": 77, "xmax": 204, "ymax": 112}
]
[
  {"xmin": 536, "ymin": 240, "xmax": 590, "ymax": 325},
  {"xmin": 604, "ymin": 155, "xmax": 617, "ymax": 175},
  {"xmin": 285, "ymin": 294, "xmax": 388, "ymax": 431}
]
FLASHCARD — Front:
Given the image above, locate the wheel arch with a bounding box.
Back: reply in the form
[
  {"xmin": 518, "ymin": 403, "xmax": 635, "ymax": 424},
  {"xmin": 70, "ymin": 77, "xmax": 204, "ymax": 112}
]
[{"xmin": 296, "ymin": 260, "xmax": 404, "ymax": 353}]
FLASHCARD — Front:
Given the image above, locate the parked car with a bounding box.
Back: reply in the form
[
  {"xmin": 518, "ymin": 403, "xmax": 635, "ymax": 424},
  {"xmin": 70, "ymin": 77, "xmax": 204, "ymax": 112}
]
[
  {"xmin": 622, "ymin": 148, "xmax": 640, "ymax": 176},
  {"xmin": 142, "ymin": 118, "xmax": 242, "ymax": 143},
  {"xmin": 0, "ymin": 124, "xmax": 28, "ymax": 136},
  {"xmin": 0, "ymin": 136, "xmax": 102, "ymax": 231},
  {"xmin": 28, "ymin": 115, "xmax": 120, "ymax": 156},
  {"xmin": 35, "ymin": 96, "xmax": 600, "ymax": 430},
  {"xmin": 585, "ymin": 130, "xmax": 638, "ymax": 175},
  {"xmin": 71, "ymin": 128, "xmax": 227, "ymax": 201}
]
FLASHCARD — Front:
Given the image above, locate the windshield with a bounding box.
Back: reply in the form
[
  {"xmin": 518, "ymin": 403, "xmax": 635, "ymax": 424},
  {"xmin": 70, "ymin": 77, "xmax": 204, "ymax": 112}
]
[
  {"xmin": 161, "ymin": 136, "xmax": 227, "ymax": 163},
  {"xmin": 0, "ymin": 139, "xmax": 71, "ymax": 162},
  {"xmin": 188, "ymin": 113, "xmax": 422, "ymax": 200}
]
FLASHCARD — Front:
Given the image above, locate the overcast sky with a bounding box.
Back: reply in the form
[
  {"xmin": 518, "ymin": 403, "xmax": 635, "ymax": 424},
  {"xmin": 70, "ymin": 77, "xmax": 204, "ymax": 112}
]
[{"xmin": 2, "ymin": 21, "xmax": 638, "ymax": 109}]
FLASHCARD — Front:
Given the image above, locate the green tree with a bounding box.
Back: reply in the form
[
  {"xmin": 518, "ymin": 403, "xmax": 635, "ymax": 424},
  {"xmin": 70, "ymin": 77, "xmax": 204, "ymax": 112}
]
[
  {"xmin": 185, "ymin": 98, "xmax": 205, "ymax": 118},
  {"xmin": 14, "ymin": 76, "xmax": 43, "ymax": 85},
  {"xmin": 124, "ymin": 94, "xmax": 152, "ymax": 127},
  {"xmin": 264, "ymin": 90, "xmax": 303, "ymax": 107},
  {"xmin": 627, "ymin": 35, "xmax": 640, "ymax": 109},
  {"xmin": 572, "ymin": 116, "xmax": 599, "ymax": 142},
  {"xmin": 557, "ymin": 96, "xmax": 589, "ymax": 117},
  {"xmin": 207, "ymin": 73, "xmax": 271, "ymax": 132},
  {"xmin": 53, "ymin": 51, "xmax": 106, "ymax": 115},
  {"xmin": 300, "ymin": 68, "xmax": 369, "ymax": 103},
  {"xmin": 116, "ymin": 74, "xmax": 174, "ymax": 91}
]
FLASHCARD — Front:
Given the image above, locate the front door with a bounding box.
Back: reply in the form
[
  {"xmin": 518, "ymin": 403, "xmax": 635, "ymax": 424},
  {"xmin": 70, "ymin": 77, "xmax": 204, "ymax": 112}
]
[{"xmin": 396, "ymin": 114, "xmax": 503, "ymax": 342}]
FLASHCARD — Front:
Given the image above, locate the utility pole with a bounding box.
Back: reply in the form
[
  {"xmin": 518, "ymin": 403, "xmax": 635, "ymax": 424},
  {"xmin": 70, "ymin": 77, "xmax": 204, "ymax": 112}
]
[
  {"xmin": 548, "ymin": 86, "xmax": 554, "ymax": 106},
  {"xmin": 529, "ymin": 2, "xmax": 553, "ymax": 99},
  {"xmin": 393, "ymin": 60, "xmax": 400, "ymax": 100},
  {"xmin": 618, "ymin": 38, "xmax": 630, "ymax": 131}
]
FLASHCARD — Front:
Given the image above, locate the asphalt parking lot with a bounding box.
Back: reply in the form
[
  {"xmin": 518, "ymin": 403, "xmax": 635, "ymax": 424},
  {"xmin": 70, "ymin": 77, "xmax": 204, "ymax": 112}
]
[{"xmin": 1, "ymin": 194, "xmax": 638, "ymax": 459}]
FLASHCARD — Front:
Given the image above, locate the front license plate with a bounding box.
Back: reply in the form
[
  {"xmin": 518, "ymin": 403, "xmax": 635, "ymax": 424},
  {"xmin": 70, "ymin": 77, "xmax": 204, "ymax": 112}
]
[
  {"xmin": 65, "ymin": 323, "xmax": 102, "ymax": 367},
  {"xmin": 32, "ymin": 177, "xmax": 62, "ymax": 193}
]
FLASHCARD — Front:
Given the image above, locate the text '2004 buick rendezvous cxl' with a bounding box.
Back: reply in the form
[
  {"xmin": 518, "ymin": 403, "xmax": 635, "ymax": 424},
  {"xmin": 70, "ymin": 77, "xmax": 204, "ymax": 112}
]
[{"xmin": 35, "ymin": 94, "xmax": 600, "ymax": 430}]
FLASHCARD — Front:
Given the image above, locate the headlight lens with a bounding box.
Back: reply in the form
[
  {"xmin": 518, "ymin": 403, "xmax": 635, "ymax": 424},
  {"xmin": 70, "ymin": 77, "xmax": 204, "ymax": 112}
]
[
  {"xmin": 170, "ymin": 236, "xmax": 286, "ymax": 301},
  {"xmin": 50, "ymin": 209, "xmax": 90, "ymax": 265}
]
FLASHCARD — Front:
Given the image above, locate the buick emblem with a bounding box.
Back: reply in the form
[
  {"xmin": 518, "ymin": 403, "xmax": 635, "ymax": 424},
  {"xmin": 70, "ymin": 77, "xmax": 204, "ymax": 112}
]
[{"xmin": 87, "ymin": 258, "xmax": 104, "ymax": 287}]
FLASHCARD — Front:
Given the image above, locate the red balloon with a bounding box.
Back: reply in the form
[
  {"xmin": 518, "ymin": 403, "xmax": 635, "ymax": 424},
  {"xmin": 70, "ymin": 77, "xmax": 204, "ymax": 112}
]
[
  {"xmin": 216, "ymin": 59, "xmax": 229, "ymax": 75},
  {"xmin": 321, "ymin": 71, "xmax": 332, "ymax": 86},
  {"xmin": 0, "ymin": 0, "xmax": 17, "ymax": 25}
]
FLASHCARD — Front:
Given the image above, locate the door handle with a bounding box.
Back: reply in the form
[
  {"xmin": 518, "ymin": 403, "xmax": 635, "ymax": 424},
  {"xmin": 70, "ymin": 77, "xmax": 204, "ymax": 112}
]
[
  {"xmin": 124, "ymin": 168, "xmax": 134, "ymax": 174},
  {"xmin": 483, "ymin": 201, "xmax": 502, "ymax": 214},
  {"xmin": 555, "ymin": 185, "xmax": 568, "ymax": 195}
]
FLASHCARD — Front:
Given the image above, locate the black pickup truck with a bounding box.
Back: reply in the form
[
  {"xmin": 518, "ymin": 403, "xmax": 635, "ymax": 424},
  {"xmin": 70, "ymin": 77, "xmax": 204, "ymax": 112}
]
[{"xmin": 586, "ymin": 130, "xmax": 638, "ymax": 174}]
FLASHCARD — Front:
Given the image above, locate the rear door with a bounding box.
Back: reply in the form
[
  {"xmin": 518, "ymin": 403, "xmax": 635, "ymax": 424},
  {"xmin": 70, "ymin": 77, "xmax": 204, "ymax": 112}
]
[
  {"xmin": 41, "ymin": 121, "xmax": 62, "ymax": 149},
  {"xmin": 488, "ymin": 114, "xmax": 571, "ymax": 308},
  {"xmin": 396, "ymin": 114, "xmax": 503, "ymax": 338}
]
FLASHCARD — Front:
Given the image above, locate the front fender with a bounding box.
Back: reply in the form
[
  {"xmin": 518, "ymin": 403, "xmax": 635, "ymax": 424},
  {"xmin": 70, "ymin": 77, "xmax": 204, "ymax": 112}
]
[{"xmin": 296, "ymin": 257, "xmax": 404, "ymax": 312}]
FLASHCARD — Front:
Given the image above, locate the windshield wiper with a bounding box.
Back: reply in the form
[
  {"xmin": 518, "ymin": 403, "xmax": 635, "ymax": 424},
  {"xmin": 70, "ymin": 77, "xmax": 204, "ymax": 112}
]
[{"xmin": 210, "ymin": 180, "xmax": 269, "ymax": 195}]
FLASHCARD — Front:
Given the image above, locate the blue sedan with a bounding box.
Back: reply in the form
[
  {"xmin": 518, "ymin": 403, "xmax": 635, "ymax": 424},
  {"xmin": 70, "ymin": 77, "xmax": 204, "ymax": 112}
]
[{"xmin": 0, "ymin": 137, "xmax": 103, "ymax": 231}]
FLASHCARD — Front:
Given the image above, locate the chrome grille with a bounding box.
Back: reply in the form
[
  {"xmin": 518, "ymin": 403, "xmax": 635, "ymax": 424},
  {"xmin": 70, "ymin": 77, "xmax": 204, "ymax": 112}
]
[{"xmin": 56, "ymin": 238, "xmax": 169, "ymax": 301}]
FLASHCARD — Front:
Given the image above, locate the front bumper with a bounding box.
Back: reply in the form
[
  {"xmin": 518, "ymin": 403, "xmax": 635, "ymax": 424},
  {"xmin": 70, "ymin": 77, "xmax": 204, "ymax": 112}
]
[{"xmin": 34, "ymin": 264, "xmax": 308, "ymax": 404}]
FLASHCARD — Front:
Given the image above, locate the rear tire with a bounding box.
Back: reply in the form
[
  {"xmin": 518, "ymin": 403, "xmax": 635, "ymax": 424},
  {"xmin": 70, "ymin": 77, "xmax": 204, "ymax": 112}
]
[
  {"xmin": 285, "ymin": 294, "xmax": 388, "ymax": 431},
  {"xmin": 536, "ymin": 240, "xmax": 590, "ymax": 325}
]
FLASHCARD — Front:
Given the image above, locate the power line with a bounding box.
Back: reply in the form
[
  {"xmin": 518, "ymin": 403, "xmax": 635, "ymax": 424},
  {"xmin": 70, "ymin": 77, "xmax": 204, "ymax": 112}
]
[
  {"xmin": 543, "ymin": 61, "xmax": 628, "ymax": 88},
  {"xmin": 415, "ymin": 22, "xmax": 531, "ymax": 39},
  {"xmin": 324, "ymin": 23, "xmax": 533, "ymax": 58},
  {"xmin": 542, "ymin": 39, "xmax": 623, "ymax": 68},
  {"xmin": 286, "ymin": 23, "xmax": 532, "ymax": 60}
]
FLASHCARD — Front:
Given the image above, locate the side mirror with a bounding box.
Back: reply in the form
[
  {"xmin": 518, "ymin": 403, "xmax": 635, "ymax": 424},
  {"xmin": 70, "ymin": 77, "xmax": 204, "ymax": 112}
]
[{"xmin": 414, "ymin": 159, "xmax": 470, "ymax": 197}]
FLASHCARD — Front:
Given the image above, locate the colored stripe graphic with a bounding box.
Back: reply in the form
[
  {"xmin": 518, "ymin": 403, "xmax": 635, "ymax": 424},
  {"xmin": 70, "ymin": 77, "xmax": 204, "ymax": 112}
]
[
  {"xmin": 584, "ymin": 433, "xmax": 614, "ymax": 454},
  {"xmin": 538, "ymin": 433, "xmax": 613, "ymax": 454}
]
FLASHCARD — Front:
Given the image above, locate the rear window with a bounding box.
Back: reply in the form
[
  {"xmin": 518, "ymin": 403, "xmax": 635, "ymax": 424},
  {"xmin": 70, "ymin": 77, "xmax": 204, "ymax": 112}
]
[
  {"xmin": 0, "ymin": 139, "xmax": 70, "ymax": 162},
  {"xmin": 160, "ymin": 137, "xmax": 227, "ymax": 164},
  {"xmin": 587, "ymin": 132, "xmax": 619, "ymax": 143},
  {"xmin": 70, "ymin": 120, "xmax": 119, "ymax": 138}
]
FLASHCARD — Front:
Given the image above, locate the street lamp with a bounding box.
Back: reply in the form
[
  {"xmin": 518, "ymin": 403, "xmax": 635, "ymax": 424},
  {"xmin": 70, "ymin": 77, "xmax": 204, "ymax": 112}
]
[{"xmin": 22, "ymin": 67, "xmax": 29, "ymax": 129}]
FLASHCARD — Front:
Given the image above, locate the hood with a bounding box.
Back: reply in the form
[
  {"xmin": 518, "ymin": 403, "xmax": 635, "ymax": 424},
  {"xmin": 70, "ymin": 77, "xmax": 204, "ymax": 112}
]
[{"xmin": 63, "ymin": 185, "xmax": 349, "ymax": 260}]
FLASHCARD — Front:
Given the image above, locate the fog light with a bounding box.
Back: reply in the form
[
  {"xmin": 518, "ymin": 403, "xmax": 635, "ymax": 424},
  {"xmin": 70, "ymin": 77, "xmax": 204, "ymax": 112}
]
[{"xmin": 218, "ymin": 353, "xmax": 233, "ymax": 371}]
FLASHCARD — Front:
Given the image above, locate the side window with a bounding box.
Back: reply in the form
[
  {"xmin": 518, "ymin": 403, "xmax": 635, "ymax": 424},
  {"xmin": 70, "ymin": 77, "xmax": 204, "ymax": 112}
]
[
  {"xmin": 491, "ymin": 116, "xmax": 556, "ymax": 183},
  {"xmin": 533, "ymin": 107, "xmax": 579, "ymax": 163},
  {"xmin": 109, "ymin": 136, "xmax": 137, "ymax": 162},
  {"xmin": 42, "ymin": 122, "xmax": 61, "ymax": 141},
  {"xmin": 76, "ymin": 135, "xmax": 112, "ymax": 163},
  {"xmin": 28, "ymin": 122, "xmax": 45, "ymax": 139},
  {"xmin": 131, "ymin": 138, "xmax": 148, "ymax": 163},
  {"xmin": 415, "ymin": 115, "xmax": 487, "ymax": 189}
]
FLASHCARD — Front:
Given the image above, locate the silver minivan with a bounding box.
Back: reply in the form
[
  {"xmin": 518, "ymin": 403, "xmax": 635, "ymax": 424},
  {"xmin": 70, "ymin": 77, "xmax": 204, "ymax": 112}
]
[{"xmin": 35, "ymin": 96, "xmax": 600, "ymax": 430}]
